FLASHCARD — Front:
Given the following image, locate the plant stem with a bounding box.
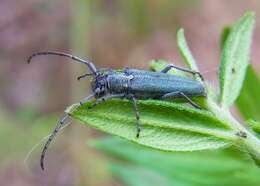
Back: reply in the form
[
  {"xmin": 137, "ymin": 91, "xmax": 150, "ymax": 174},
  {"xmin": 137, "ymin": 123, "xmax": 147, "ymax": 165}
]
[{"xmin": 207, "ymin": 98, "xmax": 260, "ymax": 158}]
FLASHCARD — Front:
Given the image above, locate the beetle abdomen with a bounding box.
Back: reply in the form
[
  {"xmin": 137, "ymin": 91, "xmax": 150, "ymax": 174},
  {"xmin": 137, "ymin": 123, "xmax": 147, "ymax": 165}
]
[{"xmin": 126, "ymin": 69, "xmax": 205, "ymax": 98}]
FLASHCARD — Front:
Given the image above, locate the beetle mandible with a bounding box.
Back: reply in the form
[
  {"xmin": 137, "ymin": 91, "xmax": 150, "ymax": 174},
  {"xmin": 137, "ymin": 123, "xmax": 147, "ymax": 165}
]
[{"xmin": 27, "ymin": 51, "xmax": 206, "ymax": 170}]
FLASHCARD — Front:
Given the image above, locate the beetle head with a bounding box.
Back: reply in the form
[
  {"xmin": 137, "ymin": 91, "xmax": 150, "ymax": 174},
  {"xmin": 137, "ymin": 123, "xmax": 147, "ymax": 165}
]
[{"xmin": 91, "ymin": 72, "xmax": 108, "ymax": 98}]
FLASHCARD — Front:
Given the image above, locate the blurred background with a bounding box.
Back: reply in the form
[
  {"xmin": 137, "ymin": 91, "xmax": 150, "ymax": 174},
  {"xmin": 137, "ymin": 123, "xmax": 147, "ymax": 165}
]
[{"xmin": 0, "ymin": 0, "xmax": 260, "ymax": 185}]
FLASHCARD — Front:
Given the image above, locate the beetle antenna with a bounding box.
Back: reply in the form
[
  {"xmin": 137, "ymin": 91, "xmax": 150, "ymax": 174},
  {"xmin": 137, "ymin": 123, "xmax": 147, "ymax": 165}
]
[
  {"xmin": 27, "ymin": 51, "xmax": 97, "ymax": 75},
  {"xmin": 40, "ymin": 114, "xmax": 69, "ymax": 170}
]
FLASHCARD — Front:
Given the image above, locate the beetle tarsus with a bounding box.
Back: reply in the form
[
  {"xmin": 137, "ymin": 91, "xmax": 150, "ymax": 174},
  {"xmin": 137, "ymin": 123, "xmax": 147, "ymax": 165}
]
[{"xmin": 129, "ymin": 95, "xmax": 141, "ymax": 139}]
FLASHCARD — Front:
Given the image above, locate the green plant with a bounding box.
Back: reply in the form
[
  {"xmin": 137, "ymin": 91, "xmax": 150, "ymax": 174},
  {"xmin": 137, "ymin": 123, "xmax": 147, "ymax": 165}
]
[
  {"xmin": 67, "ymin": 12, "xmax": 260, "ymax": 185},
  {"xmin": 93, "ymin": 137, "xmax": 260, "ymax": 186}
]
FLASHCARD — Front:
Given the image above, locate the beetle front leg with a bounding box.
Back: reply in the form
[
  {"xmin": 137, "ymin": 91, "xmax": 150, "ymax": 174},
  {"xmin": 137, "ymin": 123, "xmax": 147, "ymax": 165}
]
[
  {"xmin": 161, "ymin": 64, "xmax": 204, "ymax": 81},
  {"xmin": 128, "ymin": 94, "xmax": 141, "ymax": 138},
  {"xmin": 161, "ymin": 91, "xmax": 201, "ymax": 109},
  {"xmin": 88, "ymin": 94, "xmax": 125, "ymax": 109}
]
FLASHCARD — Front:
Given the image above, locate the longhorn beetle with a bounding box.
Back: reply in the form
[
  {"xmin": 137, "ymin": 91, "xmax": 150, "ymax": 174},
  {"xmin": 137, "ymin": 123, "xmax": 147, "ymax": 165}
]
[{"xmin": 27, "ymin": 51, "xmax": 206, "ymax": 170}]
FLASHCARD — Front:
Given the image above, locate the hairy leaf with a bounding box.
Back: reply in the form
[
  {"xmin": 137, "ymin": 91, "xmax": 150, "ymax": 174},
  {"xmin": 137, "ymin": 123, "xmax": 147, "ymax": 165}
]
[
  {"xmin": 150, "ymin": 59, "xmax": 188, "ymax": 77},
  {"xmin": 236, "ymin": 65, "xmax": 260, "ymax": 121},
  {"xmin": 177, "ymin": 28, "xmax": 199, "ymax": 73},
  {"xmin": 248, "ymin": 120, "xmax": 260, "ymax": 136},
  {"xmin": 219, "ymin": 12, "xmax": 255, "ymax": 107},
  {"xmin": 94, "ymin": 137, "xmax": 260, "ymax": 186},
  {"xmin": 220, "ymin": 26, "xmax": 231, "ymax": 49},
  {"xmin": 67, "ymin": 99, "xmax": 235, "ymax": 152}
]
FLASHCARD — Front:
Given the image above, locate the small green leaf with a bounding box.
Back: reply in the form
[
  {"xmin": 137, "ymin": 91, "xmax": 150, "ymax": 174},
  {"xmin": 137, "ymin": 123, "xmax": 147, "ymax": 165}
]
[
  {"xmin": 150, "ymin": 59, "xmax": 168, "ymax": 72},
  {"xmin": 248, "ymin": 120, "xmax": 260, "ymax": 135},
  {"xmin": 150, "ymin": 59, "xmax": 189, "ymax": 77},
  {"xmin": 177, "ymin": 28, "xmax": 199, "ymax": 73},
  {"xmin": 220, "ymin": 26, "xmax": 231, "ymax": 49},
  {"xmin": 219, "ymin": 12, "xmax": 255, "ymax": 107},
  {"xmin": 94, "ymin": 137, "xmax": 260, "ymax": 186},
  {"xmin": 68, "ymin": 99, "xmax": 235, "ymax": 152},
  {"xmin": 236, "ymin": 65, "xmax": 260, "ymax": 121}
]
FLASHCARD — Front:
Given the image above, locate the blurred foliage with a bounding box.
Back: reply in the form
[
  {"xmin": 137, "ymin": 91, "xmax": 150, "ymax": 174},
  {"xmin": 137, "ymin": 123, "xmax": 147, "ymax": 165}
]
[
  {"xmin": 247, "ymin": 120, "xmax": 260, "ymax": 137},
  {"xmin": 236, "ymin": 65, "xmax": 260, "ymax": 121},
  {"xmin": 93, "ymin": 137, "xmax": 260, "ymax": 186},
  {"xmin": 118, "ymin": 0, "xmax": 197, "ymax": 36},
  {"xmin": 0, "ymin": 104, "xmax": 56, "ymax": 165}
]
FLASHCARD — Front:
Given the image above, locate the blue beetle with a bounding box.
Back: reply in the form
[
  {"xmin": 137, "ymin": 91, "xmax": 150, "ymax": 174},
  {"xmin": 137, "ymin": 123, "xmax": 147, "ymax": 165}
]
[{"xmin": 28, "ymin": 51, "xmax": 206, "ymax": 170}]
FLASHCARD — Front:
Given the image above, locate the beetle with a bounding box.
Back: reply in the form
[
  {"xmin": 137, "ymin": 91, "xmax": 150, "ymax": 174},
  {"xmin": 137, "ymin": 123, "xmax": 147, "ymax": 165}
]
[{"xmin": 28, "ymin": 51, "xmax": 206, "ymax": 170}]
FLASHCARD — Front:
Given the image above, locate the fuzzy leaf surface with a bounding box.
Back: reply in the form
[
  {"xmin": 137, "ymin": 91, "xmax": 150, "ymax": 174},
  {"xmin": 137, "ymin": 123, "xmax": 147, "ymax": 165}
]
[
  {"xmin": 177, "ymin": 28, "xmax": 199, "ymax": 74},
  {"xmin": 236, "ymin": 65, "xmax": 260, "ymax": 121},
  {"xmin": 219, "ymin": 12, "xmax": 255, "ymax": 107},
  {"xmin": 220, "ymin": 26, "xmax": 231, "ymax": 49},
  {"xmin": 248, "ymin": 120, "xmax": 260, "ymax": 136},
  {"xmin": 68, "ymin": 99, "xmax": 235, "ymax": 152}
]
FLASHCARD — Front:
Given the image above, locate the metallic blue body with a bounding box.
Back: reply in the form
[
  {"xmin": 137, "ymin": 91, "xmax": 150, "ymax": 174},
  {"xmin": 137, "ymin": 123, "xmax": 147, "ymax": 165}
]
[{"xmin": 104, "ymin": 69, "xmax": 206, "ymax": 99}]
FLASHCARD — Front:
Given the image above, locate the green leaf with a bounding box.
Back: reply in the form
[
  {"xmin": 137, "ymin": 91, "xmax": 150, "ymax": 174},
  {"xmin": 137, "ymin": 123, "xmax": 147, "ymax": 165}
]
[
  {"xmin": 236, "ymin": 65, "xmax": 260, "ymax": 121},
  {"xmin": 220, "ymin": 26, "xmax": 231, "ymax": 50},
  {"xmin": 68, "ymin": 99, "xmax": 236, "ymax": 152},
  {"xmin": 149, "ymin": 59, "xmax": 168, "ymax": 72},
  {"xmin": 219, "ymin": 12, "xmax": 255, "ymax": 107},
  {"xmin": 110, "ymin": 163, "xmax": 172, "ymax": 186},
  {"xmin": 94, "ymin": 137, "xmax": 260, "ymax": 186},
  {"xmin": 177, "ymin": 28, "xmax": 199, "ymax": 73},
  {"xmin": 150, "ymin": 59, "xmax": 189, "ymax": 77},
  {"xmin": 248, "ymin": 120, "xmax": 260, "ymax": 135}
]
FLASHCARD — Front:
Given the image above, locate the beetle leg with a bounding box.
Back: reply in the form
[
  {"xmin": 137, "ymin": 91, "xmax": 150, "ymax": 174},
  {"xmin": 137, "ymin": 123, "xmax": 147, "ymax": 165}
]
[
  {"xmin": 161, "ymin": 64, "xmax": 204, "ymax": 81},
  {"xmin": 79, "ymin": 94, "xmax": 96, "ymax": 105},
  {"xmin": 161, "ymin": 91, "xmax": 201, "ymax": 109},
  {"xmin": 89, "ymin": 94, "xmax": 125, "ymax": 109},
  {"xmin": 129, "ymin": 95, "xmax": 141, "ymax": 138}
]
